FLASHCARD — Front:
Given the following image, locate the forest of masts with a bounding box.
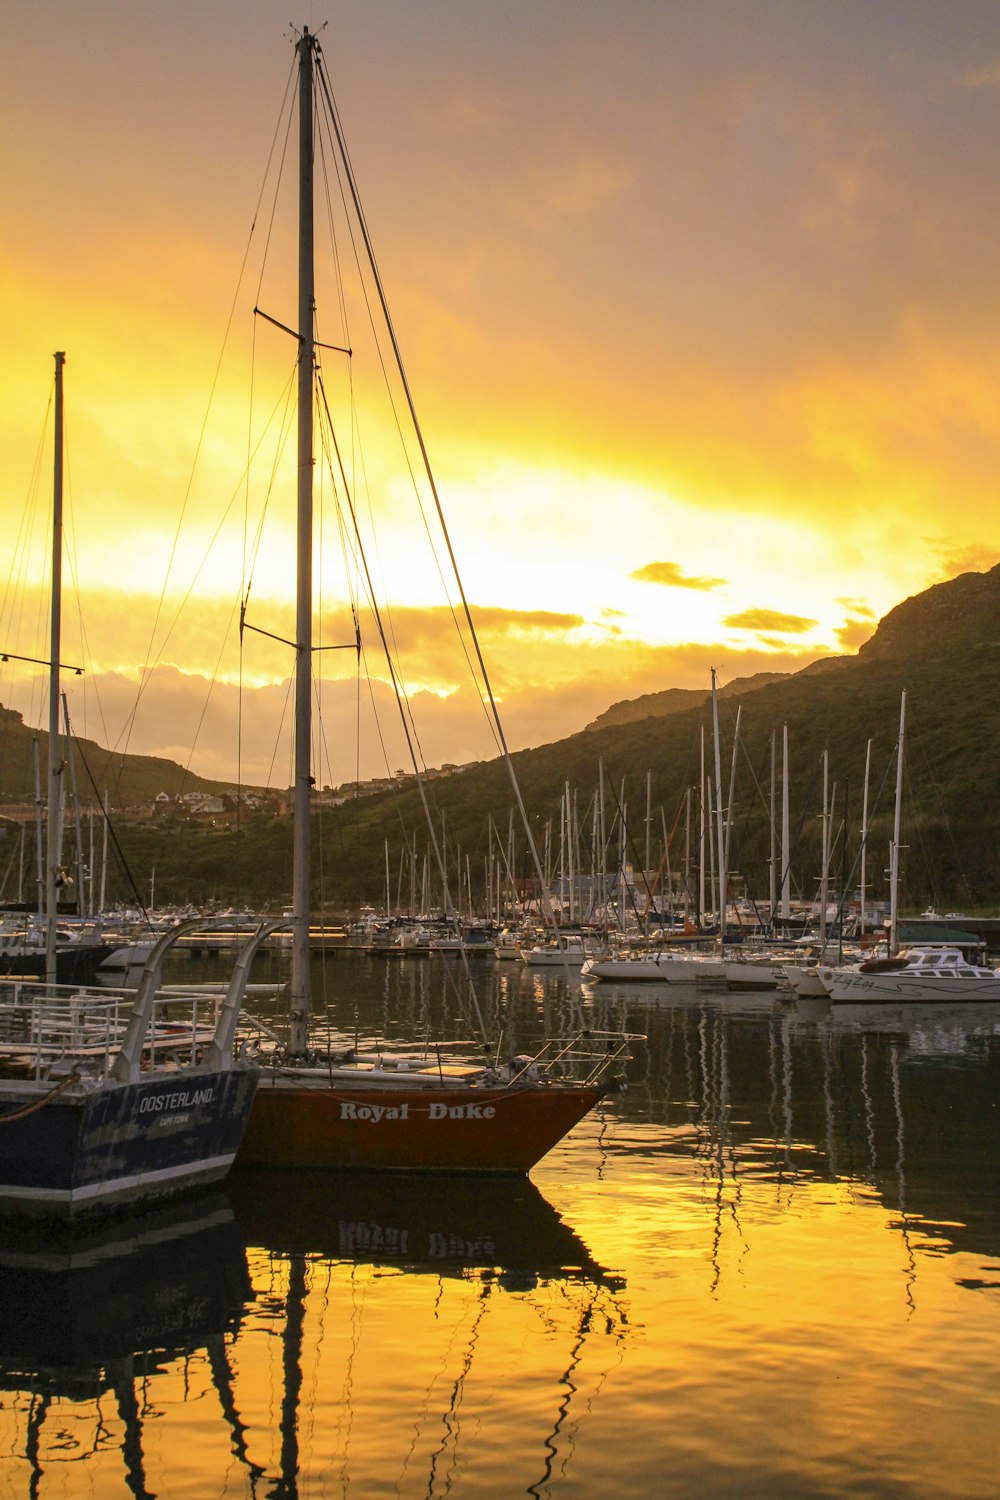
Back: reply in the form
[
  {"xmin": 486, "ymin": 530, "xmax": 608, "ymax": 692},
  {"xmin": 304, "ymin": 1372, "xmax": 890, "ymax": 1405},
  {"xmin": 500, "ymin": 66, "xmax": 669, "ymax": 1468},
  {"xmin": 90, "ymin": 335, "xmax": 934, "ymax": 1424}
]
[{"xmin": 383, "ymin": 701, "xmax": 904, "ymax": 943}]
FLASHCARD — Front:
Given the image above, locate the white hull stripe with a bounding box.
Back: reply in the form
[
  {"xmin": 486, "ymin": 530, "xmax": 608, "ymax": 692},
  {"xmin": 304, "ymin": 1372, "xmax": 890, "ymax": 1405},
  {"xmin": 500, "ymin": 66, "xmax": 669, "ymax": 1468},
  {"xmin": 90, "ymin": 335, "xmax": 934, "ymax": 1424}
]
[{"xmin": 0, "ymin": 1152, "xmax": 236, "ymax": 1208}]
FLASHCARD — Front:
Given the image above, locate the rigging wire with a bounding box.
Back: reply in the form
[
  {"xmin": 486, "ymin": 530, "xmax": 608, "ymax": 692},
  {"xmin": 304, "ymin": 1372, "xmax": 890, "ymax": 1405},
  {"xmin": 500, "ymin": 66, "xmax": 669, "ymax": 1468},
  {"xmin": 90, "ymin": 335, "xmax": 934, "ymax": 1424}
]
[
  {"xmin": 313, "ymin": 48, "xmax": 563, "ymax": 937},
  {"xmin": 114, "ymin": 57, "xmax": 298, "ymax": 775},
  {"xmin": 313, "ymin": 56, "xmax": 505, "ymax": 759}
]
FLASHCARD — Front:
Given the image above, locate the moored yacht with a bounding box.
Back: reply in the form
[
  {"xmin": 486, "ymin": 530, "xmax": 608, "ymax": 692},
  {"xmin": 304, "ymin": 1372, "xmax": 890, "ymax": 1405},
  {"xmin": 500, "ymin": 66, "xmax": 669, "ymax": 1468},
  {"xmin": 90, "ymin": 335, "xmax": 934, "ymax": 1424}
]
[
  {"xmin": 231, "ymin": 30, "xmax": 637, "ymax": 1176},
  {"xmin": 581, "ymin": 950, "xmax": 726, "ymax": 983},
  {"xmin": 0, "ymin": 915, "xmax": 267, "ymax": 1218},
  {"xmin": 821, "ymin": 945, "xmax": 1000, "ymax": 1003}
]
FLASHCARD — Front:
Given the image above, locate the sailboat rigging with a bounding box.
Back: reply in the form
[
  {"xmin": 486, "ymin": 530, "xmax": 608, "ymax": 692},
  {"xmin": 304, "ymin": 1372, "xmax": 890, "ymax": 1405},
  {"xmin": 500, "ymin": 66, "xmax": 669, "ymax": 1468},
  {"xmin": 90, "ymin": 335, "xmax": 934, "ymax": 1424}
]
[
  {"xmin": 0, "ymin": 355, "xmax": 264, "ymax": 1217},
  {"xmin": 236, "ymin": 27, "xmax": 634, "ymax": 1173},
  {"xmin": 0, "ymin": 354, "xmax": 114, "ymax": 986}
]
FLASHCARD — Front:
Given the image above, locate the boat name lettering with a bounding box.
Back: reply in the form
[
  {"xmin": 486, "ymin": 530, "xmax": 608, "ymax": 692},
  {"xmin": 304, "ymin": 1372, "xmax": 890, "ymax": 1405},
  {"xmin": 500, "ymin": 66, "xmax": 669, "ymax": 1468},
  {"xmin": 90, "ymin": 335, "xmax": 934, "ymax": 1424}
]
[
  {"xmin": 339, "ymin": 1101, "xmax": 410, "ymax": 1122},
  {"xmin": 427, "ymin": 1102, "xmax": 496, "ymax": 1121},
  {"xmin": 337, "ymin": 1100, "xmax": 497, "ymax": 1122},
  {"xmin": 139, "ymin": 1087, "xmax": 216, "ymax": 1115}
]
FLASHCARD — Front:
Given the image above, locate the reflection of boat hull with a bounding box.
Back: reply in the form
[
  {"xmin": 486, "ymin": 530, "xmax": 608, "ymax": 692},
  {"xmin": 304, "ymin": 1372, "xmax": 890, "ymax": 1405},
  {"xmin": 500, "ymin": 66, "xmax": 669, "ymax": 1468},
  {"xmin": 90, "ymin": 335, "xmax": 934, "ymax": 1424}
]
[
  {"xmin": 724, "ymin": 959, "xmax": 788, "ymax": 991},
  {"xmin": 0, "ymin": 1195, "xmax": 250, "ymax": 1369},
  {"xmin": 0, "ymin": 1066, "xmax": 257, "ymax": 1217},
  {"xmin": 237, "ymin": 1080, "xmax": 604, "ymax": 1174},
  {"xmin": 228, "ymin": 1165, "xmax": 615, "ymax": 1283}
]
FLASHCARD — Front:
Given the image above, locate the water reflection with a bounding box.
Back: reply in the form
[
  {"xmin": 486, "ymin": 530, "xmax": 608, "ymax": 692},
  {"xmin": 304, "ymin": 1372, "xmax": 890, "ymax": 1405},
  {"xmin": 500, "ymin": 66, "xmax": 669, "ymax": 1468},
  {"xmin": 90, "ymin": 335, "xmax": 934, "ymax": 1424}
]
[
  {"xmin": 228, "ymin": 1169, "xmax": 630, "ymax": 1498},
  {"xmin": 228, "ymin": 1168, "xmax": 622, "ymax": 1290},
  {"xmin": 0, "ymin": 1198, "xmax": 251, "ymax": 1497},
  {"xmin": 587, "ymin": 980, "xmax": 1000, "ymax": 1282},
  {"xmin": 0, "ymin": 1165, "xmax": 628, "ymax": 1498},
  {"xmin": 1, "ymin": 960, "xmax": 995, "ymax": 1498}
]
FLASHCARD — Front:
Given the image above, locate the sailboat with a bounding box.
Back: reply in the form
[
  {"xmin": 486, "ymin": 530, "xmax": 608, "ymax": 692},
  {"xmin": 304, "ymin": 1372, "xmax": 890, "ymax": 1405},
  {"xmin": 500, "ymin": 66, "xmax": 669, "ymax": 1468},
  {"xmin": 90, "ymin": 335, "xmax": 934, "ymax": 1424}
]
[
  {"xmin": 0, "ymin": 355, "xmax": 263, "ymax": 1217},
  {"xmin": 0, "ymin": 458, "xmax": 114, "ymax": 985},
  {"xmin": 236, "ymin": 29, "xmax": 634, "ymax": 1174}
]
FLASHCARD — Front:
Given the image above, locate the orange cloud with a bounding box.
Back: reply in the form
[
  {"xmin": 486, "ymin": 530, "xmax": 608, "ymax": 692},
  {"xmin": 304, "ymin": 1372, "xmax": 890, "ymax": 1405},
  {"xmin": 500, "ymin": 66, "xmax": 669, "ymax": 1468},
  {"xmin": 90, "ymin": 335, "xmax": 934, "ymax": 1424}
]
[
  {"xmin": 963, "ymin": 62, "xmax": 1000, "ymax": 89},
  {"xmin": 631, "ymin": 561, "xmax": 727, "ymax": 591},
  {"xmin": 722, "ymin": 609, "xmax": 819, "ymax": 635},
  {"xmin": 933, "ymin": 544, "xmax": 1000, "ymax": 579},
  {"xmin": 835, "ymin": 617, "xmax": 876, "ymax": 650},
  {"xmin": 834, "ymin": 598, "xmax": 876, "ymax": 619},
  {"xmin": 4, "ymin": 634, "xmax": 830, "ymax": 790}
]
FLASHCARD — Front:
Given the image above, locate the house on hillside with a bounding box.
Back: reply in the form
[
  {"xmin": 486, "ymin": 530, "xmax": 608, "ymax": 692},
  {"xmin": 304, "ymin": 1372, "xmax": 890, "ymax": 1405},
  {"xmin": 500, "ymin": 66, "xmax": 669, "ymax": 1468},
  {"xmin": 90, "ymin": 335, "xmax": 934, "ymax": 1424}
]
[{"xmin": 190, "ymin": 796, "xmax": 225, "ymax": 816}]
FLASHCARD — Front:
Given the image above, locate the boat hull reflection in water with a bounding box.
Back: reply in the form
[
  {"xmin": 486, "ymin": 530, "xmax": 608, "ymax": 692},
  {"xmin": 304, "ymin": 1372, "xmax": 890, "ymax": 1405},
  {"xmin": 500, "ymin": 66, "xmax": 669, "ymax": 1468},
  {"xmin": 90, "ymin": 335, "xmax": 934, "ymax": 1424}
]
[
  {"xmin": 0, "ymin": 1197, "xmax": 252, "ymax": 1495},
  {"xmin": 229, "ymin": 1165, "xmax": 621, "ymax": 1286},
  {"xmin": 0, "ymin": 961, "xmax": 997, "ymax": 1498}
]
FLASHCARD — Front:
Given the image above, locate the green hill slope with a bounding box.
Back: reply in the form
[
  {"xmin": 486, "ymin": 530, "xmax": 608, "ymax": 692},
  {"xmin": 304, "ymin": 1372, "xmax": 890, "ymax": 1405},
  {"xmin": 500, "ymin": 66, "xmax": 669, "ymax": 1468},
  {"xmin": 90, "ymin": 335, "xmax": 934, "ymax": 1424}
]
[{"xmin": 6, "ymin": 566, "xmax": 998, "ymax": 914}]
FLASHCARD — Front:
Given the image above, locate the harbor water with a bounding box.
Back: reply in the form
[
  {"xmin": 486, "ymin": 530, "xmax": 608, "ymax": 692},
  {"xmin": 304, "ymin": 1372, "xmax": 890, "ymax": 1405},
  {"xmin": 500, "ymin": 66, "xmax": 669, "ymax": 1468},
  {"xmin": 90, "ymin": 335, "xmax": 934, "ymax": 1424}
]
[{"xmin": 0, "ymin": 953, "xmax": 997, "ymax": 1498}]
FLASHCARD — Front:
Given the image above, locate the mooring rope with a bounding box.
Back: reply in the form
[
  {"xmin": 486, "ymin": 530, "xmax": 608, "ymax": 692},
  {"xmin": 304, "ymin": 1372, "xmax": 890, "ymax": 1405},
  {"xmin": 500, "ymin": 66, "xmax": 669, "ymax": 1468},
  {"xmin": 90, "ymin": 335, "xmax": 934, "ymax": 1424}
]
[{"xmin": 0, "ymin": 1069, "xmax": 80, "ymax": 1124}]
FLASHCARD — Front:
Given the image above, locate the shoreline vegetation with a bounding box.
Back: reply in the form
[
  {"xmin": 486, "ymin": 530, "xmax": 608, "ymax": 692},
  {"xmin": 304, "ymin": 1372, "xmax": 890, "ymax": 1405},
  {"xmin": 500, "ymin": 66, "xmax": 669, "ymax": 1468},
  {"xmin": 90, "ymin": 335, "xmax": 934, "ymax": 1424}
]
[{"xmin": 1, "ymin": 564, "xmax": 998, "ymax": 912}]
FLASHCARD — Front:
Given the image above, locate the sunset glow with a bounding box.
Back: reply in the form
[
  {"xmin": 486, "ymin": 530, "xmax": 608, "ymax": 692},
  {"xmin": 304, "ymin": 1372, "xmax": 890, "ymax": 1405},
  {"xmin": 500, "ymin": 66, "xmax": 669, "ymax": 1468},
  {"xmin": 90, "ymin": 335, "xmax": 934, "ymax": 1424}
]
[{"xmin": 4, "ymin": 2, "xmax": 1000, "ymax": 785}]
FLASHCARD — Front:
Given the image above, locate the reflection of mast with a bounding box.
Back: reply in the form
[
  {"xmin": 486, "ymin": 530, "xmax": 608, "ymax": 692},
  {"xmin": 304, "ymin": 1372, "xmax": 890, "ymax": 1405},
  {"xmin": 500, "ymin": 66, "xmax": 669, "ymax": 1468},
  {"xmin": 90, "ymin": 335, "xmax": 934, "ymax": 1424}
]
[
  {"xmin": 780, "ymin": 1011, "xmax": 794, "ymax": 1184},
  {"xmin": 527, "ymin": 1297, "xmax": 593, "ymax": 1499},
  {"xmin": 17, "ymin": 1359, "xmax": 156, "ymax": 1500},
  {"xmin": 108, "ymin": 1361, "xmax": 154, "ymax": 1500},
  {"xmin": 25, "ymin": 1390, "xmax": 50, "ymax": 1500},
  {"xmin": 207, "ymin": 1334, "xmax": 265, "ymax": 1485},
  {"xmin": 690, "ymin": 1010, "xmax": 749, "ymax": 1290},
  {"xmin": 889, "ymin": 1042, "xmax": 917, "ymax": 1313},
  {"xmin": 425, "ymin": 1284, "xmax": 491, "ymax": 1494},
  {"xmin": 822, "ymin": 1030, "xmax": 838, "ymax": 1179},
  {"xmin": 860, "ymin": 1034, "xmax": 877, "ymax": 1174},
  {"xmin": 270, "ymin": 1254, "xmax": 308, "ymax": 1499}
]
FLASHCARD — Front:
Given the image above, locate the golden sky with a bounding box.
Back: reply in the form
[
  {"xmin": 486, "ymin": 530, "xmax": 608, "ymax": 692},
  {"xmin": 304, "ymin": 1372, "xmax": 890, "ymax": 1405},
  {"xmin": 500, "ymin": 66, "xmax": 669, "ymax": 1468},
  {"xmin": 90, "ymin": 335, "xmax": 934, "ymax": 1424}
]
[{"xmin": 4, "ymin": 1, "xmax": 1000, "ymax": 787}]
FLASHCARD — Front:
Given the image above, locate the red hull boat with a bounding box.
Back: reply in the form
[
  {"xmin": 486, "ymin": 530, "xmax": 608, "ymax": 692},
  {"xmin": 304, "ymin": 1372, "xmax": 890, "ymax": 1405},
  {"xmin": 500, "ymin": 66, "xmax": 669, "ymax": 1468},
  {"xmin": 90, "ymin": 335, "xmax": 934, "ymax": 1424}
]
[
  {"xmin": 238, "ymin": 1076, "xmax": 606, "ymax": 1174},
  {"xmin": 232, "ymin": 32, "xmax": 636, "ymax": 1180}
]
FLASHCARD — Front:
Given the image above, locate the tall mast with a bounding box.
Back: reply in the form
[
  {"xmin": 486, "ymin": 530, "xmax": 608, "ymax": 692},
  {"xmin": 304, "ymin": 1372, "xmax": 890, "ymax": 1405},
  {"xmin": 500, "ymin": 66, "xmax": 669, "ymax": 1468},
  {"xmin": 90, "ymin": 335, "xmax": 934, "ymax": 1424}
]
[
  {"xmin": 711, "ymin": 668, "xmax": 726, "ymax": 941},
  {"xmin": 768, "ymin": 728, "xmax": 777, "ymax": 925},
  {"xmin": 780, "ymin": 723, "xmax": 791, "ymax": 923},
  {"xmin": 819, "ymin": 749, "xmax": 829, "ymax": 945},
  {"xmin": 859, "ymin": 736, "xmax": 872, "ymax": 937},
  {"xmin": 45, "ymin": 351, "xmax": 65, "ymax": 987},
  {"xmin": 698, "ymin": 728, "xmax": 706, "ymax": 924},
  {"xmin": 290, "ymin": 30, "xmax": 316, "ymax": 1055},
  {"xmin": 888, "ymin": 690, "xmax": 906, "ymax": 955}
]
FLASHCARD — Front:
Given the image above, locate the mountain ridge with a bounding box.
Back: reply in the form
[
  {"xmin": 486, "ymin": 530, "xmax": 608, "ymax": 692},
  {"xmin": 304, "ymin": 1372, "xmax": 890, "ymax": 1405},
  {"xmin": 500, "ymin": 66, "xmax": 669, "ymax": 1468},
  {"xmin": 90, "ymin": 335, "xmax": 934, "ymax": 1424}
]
[{"xmin": 3, "ymin": 563, "xmax": 998, "ymax": 910}]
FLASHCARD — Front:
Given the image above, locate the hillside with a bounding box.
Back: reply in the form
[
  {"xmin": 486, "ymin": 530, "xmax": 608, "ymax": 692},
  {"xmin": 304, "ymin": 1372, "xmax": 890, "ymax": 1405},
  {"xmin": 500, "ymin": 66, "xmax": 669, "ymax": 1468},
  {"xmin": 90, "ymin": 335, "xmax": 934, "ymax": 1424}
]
[
  {"xmin": 6, "ymin": 565, "xmax": 1000, "ymax": 913},
  {"xmin": 293, "ymin": 562, "xmax": 999, "ymax": 913},
  {"xmin": 0, "ymin": 704, "xmax": 250, "ymax": 807},
  {"xmin": 586, "ymin": 671, "xmax": 794, "ymax": 731}
]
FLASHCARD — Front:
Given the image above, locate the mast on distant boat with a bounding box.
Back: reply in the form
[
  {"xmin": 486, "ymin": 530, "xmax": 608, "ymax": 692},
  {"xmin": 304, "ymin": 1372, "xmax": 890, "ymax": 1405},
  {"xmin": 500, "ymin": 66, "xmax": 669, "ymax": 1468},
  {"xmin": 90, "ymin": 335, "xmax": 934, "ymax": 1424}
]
[{"xmin": 888, "ymin": 690, "xmax": 907, "ymax": 954}]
